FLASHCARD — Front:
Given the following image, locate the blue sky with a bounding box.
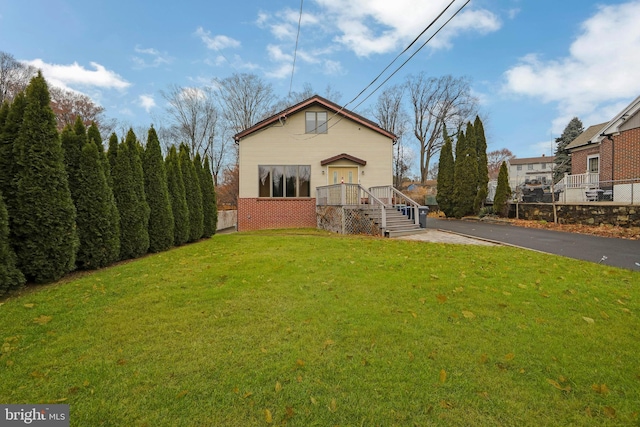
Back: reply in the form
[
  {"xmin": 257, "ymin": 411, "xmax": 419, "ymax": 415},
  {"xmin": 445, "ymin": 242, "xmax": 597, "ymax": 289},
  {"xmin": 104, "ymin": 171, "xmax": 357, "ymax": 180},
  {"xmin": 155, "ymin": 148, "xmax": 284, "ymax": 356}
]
[{"xmin": 2, "ymin": 0, "xmax": 640, "ymax": 162}]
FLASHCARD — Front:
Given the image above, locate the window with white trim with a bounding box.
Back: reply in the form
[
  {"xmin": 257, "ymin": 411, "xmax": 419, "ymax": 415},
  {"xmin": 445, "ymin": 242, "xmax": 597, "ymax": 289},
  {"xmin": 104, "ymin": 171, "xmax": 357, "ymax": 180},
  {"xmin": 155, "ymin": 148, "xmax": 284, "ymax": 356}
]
[
  {"xmin": 305, "ymin": 111, "xmax": 328, "ymax": 134},
  {"xmin": 258, "ymin": 165, "xmax": 311, "ymax": 197},
  {"xmin": 587, "ymin": 155, "xmax": 599, "ymax": 174}
]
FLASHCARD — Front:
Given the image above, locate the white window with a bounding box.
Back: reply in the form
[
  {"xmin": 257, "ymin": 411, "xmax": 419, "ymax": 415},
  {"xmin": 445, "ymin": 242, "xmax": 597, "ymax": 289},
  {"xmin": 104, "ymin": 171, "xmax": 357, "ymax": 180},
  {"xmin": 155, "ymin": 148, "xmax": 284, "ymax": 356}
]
[
  {"xmin": 517, "ymin": 165, "xmax": 522, "ymax": 171},
  {"xmin": 587, "ymin": 155, "xmax": 599, "ymax": 174},
  {"xmin": 305, "ymin": 111, "xmax": 328, "ymax": 134},
  {"xmin": 541, "ymin": 163, "xmax": 546, "ymax": 170},
  {"xmin": 259, "ymin": 165, "xmax": 311, "ymax": 197},
  {"xmin": 527, "ymin": 164, "xmax": 534, "ymax": 170}
]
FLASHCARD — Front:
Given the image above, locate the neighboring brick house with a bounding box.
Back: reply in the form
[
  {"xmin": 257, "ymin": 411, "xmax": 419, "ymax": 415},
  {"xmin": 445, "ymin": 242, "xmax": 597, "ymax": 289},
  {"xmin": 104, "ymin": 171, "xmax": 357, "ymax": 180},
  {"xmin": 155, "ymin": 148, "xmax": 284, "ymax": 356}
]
[
  {"xmin": 565, "ymin": 95, "xmax": 640, "ymax": 203},
  {"xmin": 507, "ymin": 155, "xmax": 556, "ymax": 189},
  {"xmin": 234, "ymin": 95, "xmax": 396, "ymax": 231}
]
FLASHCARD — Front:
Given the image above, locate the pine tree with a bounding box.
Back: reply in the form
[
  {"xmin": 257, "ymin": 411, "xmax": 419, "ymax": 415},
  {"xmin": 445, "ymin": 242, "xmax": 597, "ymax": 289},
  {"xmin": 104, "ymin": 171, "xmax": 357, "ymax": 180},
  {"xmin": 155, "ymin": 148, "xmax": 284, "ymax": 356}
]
[
  {"xmin": 474, "ymin": 116, "xmax": 489, "ymax": 212},
  {"xmin": 75, "ymin": 142, "xmax": 120, "ymax": 269},
  {"xmin": 0, "ymin": 190, "xmax": 25, "ymax": 296},
  {"xmin": 143, "ymin": 126, "xmax": 174, "ymax": 252},
  {"xmin": 0, "ymin": 93, "xmax": 27, "ymax": 222},
  {"xmin": 201, "ymin": 156, "xmax": 218, "ymax": 237},
  {"xmin": 0, "ymin": 101, "xmax": 8, "ymax": 128},
  {"xmin": 87, "ymin": 123, "xmax": 112, "ymax": 190},
  {"xmin": 436, "ymin": 127, "xmax": 455, "ymax": 217},
  {"xmin": 60, "ymin": 120, "xmax": 84, "ymax": 201},
  {"xmin": 107, "ymin": 132, "xmax": 119, "ymax": 188},
  {"xmin": 180, "ymin": 144, "xmax": 203, "ymax": 242},
  {"xmin": 493, "ymin": 161, "xmax": 511, "ymax": 217},
  {"xmin": 452, "ymin": 125, "xmax": 478, "ymax": 218},
  {"xmin": 166, "ymin": 145, "xmax": 190, "ymax": 245},
  {"xmin": 112, "ymin": 135, "xmax": 149, "ymax": 260},
  {"xmin": 12, "ymin": 72, "xmax": 78, "ymax": 283},
  {"xmin": 554, "ymin": 117, "xmax": 583, "ymax": 182}
]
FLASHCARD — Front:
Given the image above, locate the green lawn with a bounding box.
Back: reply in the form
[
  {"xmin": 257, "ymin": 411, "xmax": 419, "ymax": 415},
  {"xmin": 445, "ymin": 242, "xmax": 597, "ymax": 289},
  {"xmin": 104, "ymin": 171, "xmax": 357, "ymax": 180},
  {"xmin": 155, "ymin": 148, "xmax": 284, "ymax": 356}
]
[{"xmin": 1, "ymin": 229, "xmax": 638, "ymax": 426}]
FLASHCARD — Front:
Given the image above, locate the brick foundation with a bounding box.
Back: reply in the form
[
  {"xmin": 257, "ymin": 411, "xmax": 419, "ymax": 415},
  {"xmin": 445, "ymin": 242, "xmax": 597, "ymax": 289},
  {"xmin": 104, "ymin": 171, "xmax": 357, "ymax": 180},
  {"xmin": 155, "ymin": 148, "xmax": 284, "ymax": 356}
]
[{"xmin": 238, "ymin": 198, "xmax": 317, "ymax": 231}]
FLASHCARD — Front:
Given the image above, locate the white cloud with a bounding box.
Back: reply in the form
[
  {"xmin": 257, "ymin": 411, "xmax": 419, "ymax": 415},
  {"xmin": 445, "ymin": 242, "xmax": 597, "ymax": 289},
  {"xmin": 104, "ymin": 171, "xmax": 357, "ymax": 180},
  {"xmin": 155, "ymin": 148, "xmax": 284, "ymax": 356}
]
[
  {"xmin": 24, "ymin": 59, "xmax": 130, "ymax": 91},
  {"xmin": 323, "ymin": 59, "xmax": 344, "ymax": 76},
  {"xmin": 313, "ymin": 0, "xmax": 500, "ymax": 56},
  {"xmin": 257, "ymin": 8, "xmax": 319, "ymax": 41},
  {"xmin": 132, "ymin": 45, "xmax": 173, "ymax": 69},
  {"xmin": 507, "ymin": 8, "xmax": 520, "ymax": 20},
  {"xmin": 503, "ymin": 1, "xmax": 640, "ymax": 133},
  {"xmin": 138, "ymin": 94, "xmax": 156, "ymax": 112},
  {"xmin": 195, "ymin": 27, "xmax": 241, "ymax": 50}
]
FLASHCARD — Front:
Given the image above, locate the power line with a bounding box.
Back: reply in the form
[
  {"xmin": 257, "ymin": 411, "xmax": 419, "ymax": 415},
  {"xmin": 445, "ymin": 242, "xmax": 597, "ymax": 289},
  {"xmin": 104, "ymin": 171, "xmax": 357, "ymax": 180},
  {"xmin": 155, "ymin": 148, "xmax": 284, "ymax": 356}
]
[{"xmin": 287, "ymin": 0, "xmax": 304, "ymax": 100}]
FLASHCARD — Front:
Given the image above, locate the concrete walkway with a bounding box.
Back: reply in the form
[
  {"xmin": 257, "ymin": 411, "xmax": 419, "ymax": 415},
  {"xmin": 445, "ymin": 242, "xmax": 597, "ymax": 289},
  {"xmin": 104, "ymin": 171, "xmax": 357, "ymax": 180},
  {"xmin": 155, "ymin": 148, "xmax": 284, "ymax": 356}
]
[{"xmin": 395, "ymin": 229, "xmax": 496, "ymax": 246}]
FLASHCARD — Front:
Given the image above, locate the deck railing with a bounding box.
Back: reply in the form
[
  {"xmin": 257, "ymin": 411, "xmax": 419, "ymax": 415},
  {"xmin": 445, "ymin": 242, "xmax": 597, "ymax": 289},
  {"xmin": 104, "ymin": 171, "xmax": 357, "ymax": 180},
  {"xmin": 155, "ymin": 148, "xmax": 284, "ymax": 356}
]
[
  {"xmin": 316, "ymin": 184, "xmax": 387, "ymax": 230},
  {"xmin": 368, "ymin": 185, "xmax": 420, "ymax": 226}
]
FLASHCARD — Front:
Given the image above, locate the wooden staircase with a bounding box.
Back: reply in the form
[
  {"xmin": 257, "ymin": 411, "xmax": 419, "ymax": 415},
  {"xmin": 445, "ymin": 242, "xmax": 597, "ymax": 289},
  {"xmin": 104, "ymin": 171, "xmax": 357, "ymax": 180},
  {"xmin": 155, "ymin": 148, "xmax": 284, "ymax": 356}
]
[{"xmin": 366, "ymin": 206, "xmax": 424, "ymax": 238}]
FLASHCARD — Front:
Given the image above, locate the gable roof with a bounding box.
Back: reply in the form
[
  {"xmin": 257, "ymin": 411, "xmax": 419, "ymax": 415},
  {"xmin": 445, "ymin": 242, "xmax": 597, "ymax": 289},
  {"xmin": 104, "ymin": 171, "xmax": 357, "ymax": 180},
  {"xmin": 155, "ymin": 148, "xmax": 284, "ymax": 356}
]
[
  {"xmin": 593, "ymin": 95, "xmax": 640, "ymax": 142},
  {"xmin": 508, "ymin": 156, "xmax": 555, "ymax": 165},
  {"xmin": 566, "ymin": 123, "xmax": 608, "ymax": 150},
  {"xmin": 233, "ymin": 95, "xmax": 397, "ymax": 142},
  {"xmin": 320, "ymin": 153, "xmax": 367, "ymax": 166}
]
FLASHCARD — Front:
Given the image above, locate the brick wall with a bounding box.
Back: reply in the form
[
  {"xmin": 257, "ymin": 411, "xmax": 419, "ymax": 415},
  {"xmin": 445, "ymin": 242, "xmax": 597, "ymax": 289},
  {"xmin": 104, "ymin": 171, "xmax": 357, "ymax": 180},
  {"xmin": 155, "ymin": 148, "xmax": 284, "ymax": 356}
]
[
  {"xmin": 613, "ymin": 127, "xmax": 640, "ymax": 180},
  {"xmin": 237, "ymin": 198, "xmax": 317, "ymax": 231},
  {"xmin": 570, "ymin": 145, "xmax": 600, "ymax": 175}
]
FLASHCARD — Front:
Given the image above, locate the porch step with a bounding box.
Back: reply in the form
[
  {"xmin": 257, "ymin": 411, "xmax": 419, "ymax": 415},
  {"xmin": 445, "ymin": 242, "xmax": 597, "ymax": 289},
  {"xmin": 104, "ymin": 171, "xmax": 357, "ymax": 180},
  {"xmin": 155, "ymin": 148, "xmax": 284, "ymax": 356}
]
[
  {"xmin": 364, "ymin": 207, "xmax": 423, "ymax": 237},
  {"xmin": 387, "ymin": 228, "xmax": 427, "ymax": 238}
]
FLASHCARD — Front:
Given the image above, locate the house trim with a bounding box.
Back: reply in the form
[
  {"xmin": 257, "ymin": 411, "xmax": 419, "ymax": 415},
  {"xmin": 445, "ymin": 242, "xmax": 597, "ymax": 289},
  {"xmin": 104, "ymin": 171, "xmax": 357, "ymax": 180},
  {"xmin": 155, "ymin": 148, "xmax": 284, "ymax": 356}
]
[{"xmin": 320, "ymin": 153, "xmax": 367, "ymax": 166}]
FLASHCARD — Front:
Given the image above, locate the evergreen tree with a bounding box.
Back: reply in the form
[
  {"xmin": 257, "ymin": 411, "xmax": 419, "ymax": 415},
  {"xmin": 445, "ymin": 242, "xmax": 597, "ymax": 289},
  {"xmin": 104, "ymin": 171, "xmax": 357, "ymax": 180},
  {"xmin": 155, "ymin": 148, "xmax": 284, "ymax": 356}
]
[
  {"xmin": 143, "ymin": 126, "xmax": 174, "ymax": 252},
  {"xmin": 179, "ymin": 144, "xmax": 203, "ymax": 242},
  {"xmin": 0, "ymin": 102, "xmax": 8, "ymax": 133},
  {"xmin": 0, "ymin": 190, "xmax": 25, "ymax": 296},
  {"xmin": 107, "ymin": 132, "xmax": 119, "ymax": 187},
  {"xmin": 452, "ymin": 125, "xmax": 478, "ymax": 218},
  {"xmin": 87, "ymin": 122, "xmax": 112, "ymax": 189},
  {"xmin": 554, "ymin": 117, "xmax": 583, "ymax": 182},
  {"xmin": 112, "ymin": 137, "xmax": 149, "ymax": 260},
  {"xmin": 166, "ymin": 145, "xmax": 190, "ymax": 245},
  {"xmin": 200, "ymin": 156, "xmax": 218, "ymax": 237},
  {"xmin": 60, "ymin": 120, "xmax": 83, "ymax": 200},
  {"xmin": 474, "ymin": 116, "xmax": 489, "ymax": 212},
  {"xmin": 75, "ymin": 142, "xmax": 120, "ymax": 269},
  {"xmin": 493, "ymin": 161, "xmax": 511, "ymax": 217},
  {"xmin": 436, "ymin": 127, "xmax": 455, "ymax": 217},
  {"xmin": 12, "ymin": 72, "xmax": 77, "ymax": 283},
  {"xmin": 0, "ymin": 93, "xmax": 27, "ymax": 222}
]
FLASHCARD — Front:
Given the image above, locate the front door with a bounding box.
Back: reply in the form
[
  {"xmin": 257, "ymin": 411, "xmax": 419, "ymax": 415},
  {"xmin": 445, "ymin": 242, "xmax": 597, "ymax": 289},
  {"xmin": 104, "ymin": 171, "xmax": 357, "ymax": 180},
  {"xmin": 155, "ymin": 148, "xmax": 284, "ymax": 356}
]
[{"xmin": 328, "ymin": 167, "xmax": 358, "ymax": 184}]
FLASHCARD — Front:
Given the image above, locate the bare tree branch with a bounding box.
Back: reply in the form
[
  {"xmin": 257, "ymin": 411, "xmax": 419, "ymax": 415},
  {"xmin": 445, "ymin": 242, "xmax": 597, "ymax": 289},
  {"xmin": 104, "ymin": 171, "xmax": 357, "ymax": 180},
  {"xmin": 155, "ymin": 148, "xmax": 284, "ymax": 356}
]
[{"xmin": 0, "ymin": 51, "xmax": 37, "ymax": 104}]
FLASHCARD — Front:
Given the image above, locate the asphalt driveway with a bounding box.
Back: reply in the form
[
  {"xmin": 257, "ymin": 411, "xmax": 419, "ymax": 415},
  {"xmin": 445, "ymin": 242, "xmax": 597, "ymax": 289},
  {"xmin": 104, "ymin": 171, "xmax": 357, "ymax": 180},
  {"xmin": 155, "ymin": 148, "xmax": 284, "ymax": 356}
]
[{"xmin": 429, "ymin": 218, "xmax": 640, "ymax": 271}]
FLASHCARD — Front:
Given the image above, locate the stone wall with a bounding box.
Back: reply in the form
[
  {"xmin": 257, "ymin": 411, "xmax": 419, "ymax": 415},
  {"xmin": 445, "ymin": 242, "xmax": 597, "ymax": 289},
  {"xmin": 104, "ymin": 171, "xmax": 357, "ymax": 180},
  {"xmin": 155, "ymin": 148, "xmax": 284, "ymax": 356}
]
[
  {"xmin": 216, "ymin": 210, "xmax": 237, "ymax": 231},
  {"xmin": 510, "ymin": 203, "xmax": 640, "ymax": 227}
]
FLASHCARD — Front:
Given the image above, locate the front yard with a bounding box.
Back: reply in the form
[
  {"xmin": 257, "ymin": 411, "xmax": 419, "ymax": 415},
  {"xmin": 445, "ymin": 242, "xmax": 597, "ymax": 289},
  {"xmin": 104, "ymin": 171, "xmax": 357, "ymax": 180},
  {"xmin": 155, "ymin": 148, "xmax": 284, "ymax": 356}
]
[{"xmin": 0, "ymin": 229, "xmax": 638, "ymax": 425}]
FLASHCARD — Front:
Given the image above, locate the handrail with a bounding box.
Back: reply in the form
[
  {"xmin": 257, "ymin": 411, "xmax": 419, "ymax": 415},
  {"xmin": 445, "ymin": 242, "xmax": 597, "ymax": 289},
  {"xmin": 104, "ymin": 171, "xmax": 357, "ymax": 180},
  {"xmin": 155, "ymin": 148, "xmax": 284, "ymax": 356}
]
[{"xmin": 369, "ymin": 185, "xmax": 420, "ymax": 226}]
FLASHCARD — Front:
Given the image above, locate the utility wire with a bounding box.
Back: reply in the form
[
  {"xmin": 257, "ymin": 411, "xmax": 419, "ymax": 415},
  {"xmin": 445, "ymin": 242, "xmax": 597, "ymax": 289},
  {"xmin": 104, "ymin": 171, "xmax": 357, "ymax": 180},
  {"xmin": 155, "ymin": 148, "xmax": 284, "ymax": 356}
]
[
  {"xmin": 287, "ymin": 0, "xmax": 305, "ymax": 101},
  {"xmin": 306, "ymin": 0, "xmax": 470, "ymax": 139}
]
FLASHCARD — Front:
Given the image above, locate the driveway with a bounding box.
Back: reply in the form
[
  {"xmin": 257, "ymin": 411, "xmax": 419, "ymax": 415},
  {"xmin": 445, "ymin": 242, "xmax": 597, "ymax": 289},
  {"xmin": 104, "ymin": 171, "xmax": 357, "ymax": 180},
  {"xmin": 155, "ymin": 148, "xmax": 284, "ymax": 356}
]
[{"xmin": 428, "ymin": 218, "xmax": 640, "ymax": 271}]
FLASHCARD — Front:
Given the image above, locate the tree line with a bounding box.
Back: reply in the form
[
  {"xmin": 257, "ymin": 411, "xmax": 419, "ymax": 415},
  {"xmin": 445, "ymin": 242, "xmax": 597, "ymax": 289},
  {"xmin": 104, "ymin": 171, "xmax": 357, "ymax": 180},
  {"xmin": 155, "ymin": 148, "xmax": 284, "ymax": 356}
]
[
  {"xmin": 436, "ymin": 116, "xmax": 511, "ymax": 218},
  {"xmin": 0, "ymin": 72, "xmax": 217, "ymax": 296}
]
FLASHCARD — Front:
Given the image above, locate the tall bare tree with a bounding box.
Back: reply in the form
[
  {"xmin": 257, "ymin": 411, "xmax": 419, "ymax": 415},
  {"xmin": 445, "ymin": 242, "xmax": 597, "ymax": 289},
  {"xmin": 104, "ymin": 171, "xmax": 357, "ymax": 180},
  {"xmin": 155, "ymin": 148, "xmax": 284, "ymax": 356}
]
[
  {"xmin": 49, "ymin": 86, "xmax": 107, "ymax": 131},
  {"xmin": 372, "ymin": 84, "xmax": 409, "ymax": 188},
  {"xmin": 214, "ymin": 73, "xmax": 277, "ymax": 135},
  {"xmin": 487, "ymin": 148, "xmax": 515, "ymax": 179},
  {"xmin": 0, "ymin": 51, "xmax": 36, "ymax": 104},
  {"xmin": 406, "ymin": 73, "xmax": 477, "ymax": 183}
]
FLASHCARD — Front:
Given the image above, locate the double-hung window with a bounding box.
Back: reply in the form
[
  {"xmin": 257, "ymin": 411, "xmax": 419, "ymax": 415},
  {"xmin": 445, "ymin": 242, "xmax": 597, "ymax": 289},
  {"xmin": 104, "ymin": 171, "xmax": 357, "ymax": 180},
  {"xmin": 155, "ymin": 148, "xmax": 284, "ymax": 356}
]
[
  {"xmin": 587, "ymin": 155, "xmax": 599, "ymax": 174},
  {"xmin": 305, "ymin": 112, "xmax": 328, "ymax": 134},
  {"xmin": 259, "ymin": 165, "xmax": 311, "ymax": 197}
]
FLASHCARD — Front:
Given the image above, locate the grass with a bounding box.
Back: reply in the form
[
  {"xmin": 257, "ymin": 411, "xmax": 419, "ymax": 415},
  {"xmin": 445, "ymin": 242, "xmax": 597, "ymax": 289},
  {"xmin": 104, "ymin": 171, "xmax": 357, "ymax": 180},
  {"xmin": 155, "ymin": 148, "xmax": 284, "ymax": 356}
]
[{"xmin": 0, "ymin": 229, "xmax": 638, "ymax": 426}]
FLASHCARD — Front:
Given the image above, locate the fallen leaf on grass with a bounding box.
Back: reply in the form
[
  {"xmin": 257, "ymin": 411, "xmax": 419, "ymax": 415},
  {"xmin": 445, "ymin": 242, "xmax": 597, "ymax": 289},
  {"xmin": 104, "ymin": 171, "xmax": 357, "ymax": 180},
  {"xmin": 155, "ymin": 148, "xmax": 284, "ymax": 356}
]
[
  {"xmin": 439, "ymin": 369, "xmax": 447, "ymax": 383},
  {"xmin": 275, "ymin": 382, "xmax": 282, "ymax": 393},
  {"xmin": 243, "ymin": 391, "xmax": 253, "ymax": 398},
  {"xmin": 296, "ymin": 359, "xmax": 305, "ymax": 367},
  {"xmin": 582, "ymin": 317, "xmax": 595, "ymax": 324},
  {"xmin": 33, "ymin": 315, "xmax": 52, "ymax": 325},
  {"xmin": 408, "ymin": 352, "xmax": 415, "ymax": 362},
  {"xmin": 462, "ymin": 311, "xmax": 475, "ymax": 319},
  {"xmin": 603, "ymin": 406, "xmax": 616, "ymax": 418},
  {"xmin": 116, "ymin": 359, "xmax": 127, "ymax": 365},
  {"xmin": 439, "ymin": 400, "xmax": 453, "ymax": 409},
  {"xmin": 479, "ymin": 354, "xmax": 488, "ymax": 364},
  {"xmin": 436, "ymin": 294, "xmax": 447, "ymax": 303},
  {"xmin": 176, "ymin": 390, "xmax": 188, "ymax": 398},
  {"xmin": 329, "ymin": 398, "xmax": 337, "ymax": 412},
  {"xmin": 264, "ymin": 409, "xmax": 273, "ymax": 423},
  {"xmin": 600, "ymin": 311, "xmax": 609, "ymax": 319},
  {"xmin": 285, "ymin": 406, "xmax": 294, "ymax": 419},
  {"xmin": 505, "ymin": 353, "xmax": 515, "ymax": 361},
  {"xmin": 310, "ymin": 396, "xmax": 317, "ymax": 405},
  {"xmin": 592, "ymin": 383, "xmax": 610, "ymax": 395},
  {"xmin": 547, "ymin": 379, "xmax": 571, "ymax": 392},
  {"xmin": 323, "ymin": 339, "xmax": 334, "ymax": 349},
  {"xmin": 410, "ymin": 311, "xmax": 417, "ymax": 318},
  {"xmin": 23, "ymin": 304, "xmax": 34, "ymax": 309}
]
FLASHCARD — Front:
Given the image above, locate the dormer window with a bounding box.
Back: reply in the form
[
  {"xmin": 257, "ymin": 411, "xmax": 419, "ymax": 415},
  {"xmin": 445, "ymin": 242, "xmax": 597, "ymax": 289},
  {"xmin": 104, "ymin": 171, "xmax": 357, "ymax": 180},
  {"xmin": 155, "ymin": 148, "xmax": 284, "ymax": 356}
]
[{"xmin": 305, "ymin": 111, "xmax": 328, "ymax": 134}]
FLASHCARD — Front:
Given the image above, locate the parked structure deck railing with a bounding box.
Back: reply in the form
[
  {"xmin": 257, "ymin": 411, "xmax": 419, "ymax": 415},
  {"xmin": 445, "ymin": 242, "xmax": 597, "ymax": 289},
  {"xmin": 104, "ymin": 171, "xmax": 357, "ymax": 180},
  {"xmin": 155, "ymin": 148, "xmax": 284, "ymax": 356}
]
[
  {"xmin": 368, "ymin": 185, "xmax": 420, "ymax": 226},
  {"xmin": 316, "ymin": 184, "xmax": 387, "ymax": 230}
]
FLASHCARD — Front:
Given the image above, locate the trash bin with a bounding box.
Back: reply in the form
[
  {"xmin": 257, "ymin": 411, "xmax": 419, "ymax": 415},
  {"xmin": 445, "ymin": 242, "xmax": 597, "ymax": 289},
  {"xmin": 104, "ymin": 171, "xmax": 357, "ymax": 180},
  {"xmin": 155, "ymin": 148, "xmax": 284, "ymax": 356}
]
[{"xmin": 418, "ymin": 206, "xmax": 429, "ymax": 228}]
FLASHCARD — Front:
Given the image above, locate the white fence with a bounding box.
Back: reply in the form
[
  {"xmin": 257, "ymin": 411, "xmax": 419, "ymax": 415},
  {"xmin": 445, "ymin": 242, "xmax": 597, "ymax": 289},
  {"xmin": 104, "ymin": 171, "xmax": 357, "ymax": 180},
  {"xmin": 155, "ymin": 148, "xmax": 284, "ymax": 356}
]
[{"xmin": 555, "ymin": 175, "xmax": 639, "ymax": 204}]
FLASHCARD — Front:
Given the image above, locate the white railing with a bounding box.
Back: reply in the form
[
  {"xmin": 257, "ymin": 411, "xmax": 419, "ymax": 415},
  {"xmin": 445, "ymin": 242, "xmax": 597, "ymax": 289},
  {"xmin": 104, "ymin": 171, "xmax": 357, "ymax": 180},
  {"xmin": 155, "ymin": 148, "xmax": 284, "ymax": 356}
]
[
  {"xmin": 557, "ymin": 173, "xmax": 600, "ymax": 190},
  {"xmin": 368, "ymin": 185, "xmax": 420, "ymax": 226},
  {"xmin": 316, "ymin": 184, "xmax": 387, "ymax": 229}
]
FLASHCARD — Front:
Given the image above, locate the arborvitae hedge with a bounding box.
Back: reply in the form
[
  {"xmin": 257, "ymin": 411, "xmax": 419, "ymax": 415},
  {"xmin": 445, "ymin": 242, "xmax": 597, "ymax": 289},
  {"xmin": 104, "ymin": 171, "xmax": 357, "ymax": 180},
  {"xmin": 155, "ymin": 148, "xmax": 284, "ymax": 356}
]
[
  {"xmin": 493, "ymin": 161, "xmax": 511, "ymax": 217},
  {"xmin": 179, "ymin": 144, "xmax": 203, "ymax": 242},
  {"xmin": 112, "ymin": 134, "xmax": 149, "ymax": 260},
  {"xmin": 143, "ymin": 127, "xmax": 174, "ymax": 252},
  {"xmin": 200, "ymin": 156, "xmax": 218, "ymax": 237},
  {"xmin": 166, "ymin": 145, "xmax": 190, "ymax": 246},
  {"xmin": 12, "ymin": 72, "xmax": 78, "ymax": 283},
  {"xmin": 0, "ymin": 190, "xmax": 25, "ymax": 296},
  {"xmin": 75, "ymin": 142, "xmax": 121, "ymax": 269},
  {"xmin": 474, "ymin": 116, "xmax": 489, "ymax": 213},
  {"xmin": 107, "ymin": 132, "xmax": 118, "ymax": 188},
  {"xmin": 0, "ymin": 93, "xmax": 27, "ymax": 222},
  {"xmin": 452, "ymin": 124, "xmax": 478, "ymax": 218},
  {"xmin": 60, "ymin": 123, "xmax": 81, "ymax": 199},
  {"xmin": 436, "ymin": 128, "xmax": 455, "ymax": 218}
]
